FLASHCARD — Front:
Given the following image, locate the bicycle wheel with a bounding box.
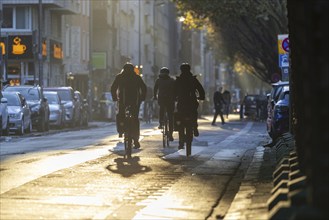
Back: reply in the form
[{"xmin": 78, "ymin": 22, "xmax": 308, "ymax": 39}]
[
  {"xmin": 124, "ymin": 136, "xmax": 132, "ymax": 159},
  {"xmin": 185, "ymin": 120, "xmax": 193, "ymax": 157},
  {"xmin": 164, "ymin": 118, "xmax": 170, "ymax": 147},
  {"xmin": 124, "ymin": 115, "xmax": 133, "ymax": 159},
  {"xmin": 162, "ymin": 121, "xmax": 166, "ymax": 148}
]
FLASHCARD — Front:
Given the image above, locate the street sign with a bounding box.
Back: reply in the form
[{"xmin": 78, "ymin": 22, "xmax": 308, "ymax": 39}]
[
  {"xmin": 271, "ymin": 73, "xmax": 281, "ymax": 83},
  {"xmin": 279, "ymin": 54, "xmax": 289, "ymax": 67},
  {"xmin": 282, "ymin": 38, "xmax": 289, "ymax": 52},
  {"xmin": 278, "ymin": 34, "xmax": 289, "ymax": 55},
  {"xmin": 281, "ymin": 67, "xmax": 289, "ymax": 81}
]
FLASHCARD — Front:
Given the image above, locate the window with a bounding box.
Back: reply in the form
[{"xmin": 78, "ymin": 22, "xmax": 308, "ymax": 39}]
[
  {"xmin": 2, "ymin": 8, "xmax": 13, "ymax": 28},
  {"xmin": 2, "ymin": 6, "xmax": 31, "ymax": 30},
  {"xmin": 51, "ymin": 14, "xmax": 61, "ymax": 38}
]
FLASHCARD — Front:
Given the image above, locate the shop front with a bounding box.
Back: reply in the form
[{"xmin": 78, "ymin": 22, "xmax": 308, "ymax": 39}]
[{"xmin": 1, "ymin": 34, "xmax": 37, "ymax": 86}]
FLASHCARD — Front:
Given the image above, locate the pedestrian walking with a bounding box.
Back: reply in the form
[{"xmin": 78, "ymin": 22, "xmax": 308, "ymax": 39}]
[
  {"xmin": 110, "ymin": 62, "xmax": 147, "ymax": 149},
  {"xmin": 222, "ymin": 90, "xmax": 231, "ymax": 119},
  {"xmin": 174, "ymin": 63, "xmax": 205, "ymax": 149},
  {"xmin": 153, "ymin": 67, "xmax": 175, "ymax": 141},
  {"xmin": 211, "ymin": 87, "xmax": 226, "ymax": 125}
]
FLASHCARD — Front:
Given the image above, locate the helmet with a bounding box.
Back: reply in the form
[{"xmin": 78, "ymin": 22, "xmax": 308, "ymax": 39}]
[
  {"xmin": 123, "ymin": 62, "xmax": 134, "ymax": 72},
  {"xmin": 180, "ymin": 63, "xmax": 191, "ymax": 72},
  {"xmin": 160, "ymin": 67, "xmax": 169, "ymax": 74}
]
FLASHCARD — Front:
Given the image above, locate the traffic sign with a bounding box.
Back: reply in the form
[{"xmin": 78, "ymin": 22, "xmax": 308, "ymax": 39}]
[
  {"xmin": 279, "ymin": 54, "xmax": 289, "ymax": 67},
  {"xmin": 278, "ymin": 34, "xmax": 289, "ymax": 55},
  {"xmin": 281, "ymin": 67, "xmax": 289, "ymax": 81},
  {"xmin": 282, "ymin": 38, "xmax": 289, "ymax": 52}
]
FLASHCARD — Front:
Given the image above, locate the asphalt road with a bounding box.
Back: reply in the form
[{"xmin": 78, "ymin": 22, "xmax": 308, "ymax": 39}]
[{"xmin": 0, "ymin": 114, "xmax": 272, "ymax": 219}]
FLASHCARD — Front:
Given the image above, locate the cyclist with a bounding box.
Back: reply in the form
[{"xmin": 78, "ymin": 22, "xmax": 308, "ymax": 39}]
[
  {"xmin": 153, "ymin": 67, "xmax": 175, "ymax": 141},
  {"xmin": 111, "ymin": 62, "xmax": 147, "ymax": 149},
  {"xmin": 174, "ymin": 63, "xmax": 205, "ymax": 149}
]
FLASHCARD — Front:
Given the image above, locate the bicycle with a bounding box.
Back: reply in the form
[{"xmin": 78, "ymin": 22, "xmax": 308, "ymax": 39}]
[
  {"xmin": 123, "ymin": 105, "xmax": 134, "ymax": 159},
  {"xmin": 175, "ymin": 113, "xmax": 194, "ymax": 157},
  {"xmin": 161, "ymin": 109, "xmax": 170, "ymax": 148}
]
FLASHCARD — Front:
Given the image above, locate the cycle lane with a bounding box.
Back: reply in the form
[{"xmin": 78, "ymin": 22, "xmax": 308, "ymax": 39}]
[{"xmin": 0, "ymin": 115, "xmax": 272, "ymax": 219}]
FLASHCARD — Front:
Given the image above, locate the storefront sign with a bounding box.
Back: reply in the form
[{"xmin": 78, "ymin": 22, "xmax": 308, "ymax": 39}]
[
  {"xmin": 7, "ymin": 35, "xmax": 33, "ymax": 59},
  {"xmin": 50, "ymin": 39, "xmax": 63, "ymax": 61}
]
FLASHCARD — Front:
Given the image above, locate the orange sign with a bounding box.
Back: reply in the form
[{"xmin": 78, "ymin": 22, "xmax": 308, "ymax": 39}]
[
  {"xmin": 0, "ymin": 42, "xmax": 5, "ymax": 55},
  {"xmin": 53, "ymin": 44, "xmax": 63, "ymax": 59},
  {"xmin": 42, "ymin": 40, "xmax": 47, "ymax": 56},
  {"xmin": 12, "ymin": 37, "xmax": 27, "ymax": 55}
]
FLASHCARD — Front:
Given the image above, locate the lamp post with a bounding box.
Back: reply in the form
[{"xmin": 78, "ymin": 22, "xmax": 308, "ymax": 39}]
[
  {"xmin": 138, "ymin": 0, "xmax": 141, "ymax": 75},
  {"xmin": 0, "ymin": 2, "xmax": 3, "ymax": 89},
  {"xmin": 38, "ymin": 0, "xmax": 43, "ymax": 89},
  {"xmin": 88, "ymin": 0, "xmax": 93, "ymax": 119}
]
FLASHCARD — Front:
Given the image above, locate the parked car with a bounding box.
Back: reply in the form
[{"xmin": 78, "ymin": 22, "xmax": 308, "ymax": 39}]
[
  {"xmin": 2, "ymin": 91, "xmax": 32, "ymax": 135},
  {"xmin": 43, "ymin": 91, "xmax": 65, "ymax": 129},
  {"xmin": 241, "ymin": 94, "xmax": 258, "ymax": 119},
  {"xmin": 0, "ymin": 91, "xmax": 10, "ymax": 136},
  {"xmin": 99, "ymin": 92, "xmax": 116, "ymax": 121},
  {"xmin": 3, "ymin": 85, "xmax": 50, "ymax": 132},
  {"xmin": 271, "ymin": 85, "xmax": 290, "ymax": 140},
  {"xmin": 74, "ymin": 91, "xmax": 89, "ymax": 126},
  {"xmin": 266, "ymin": 81, "xmax": 289, "ymax": 139},
  {"xmin": 44, "ymin": 87, "xmax": 79, "ymax": 127}
]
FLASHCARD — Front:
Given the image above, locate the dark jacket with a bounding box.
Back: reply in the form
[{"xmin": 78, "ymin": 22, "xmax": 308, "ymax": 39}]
[
  {"xmin": 153, "ymin": 72, "xmax": 175, "ymax": 104},
  {"xmin": 111, "ymin": 69, "xmax": 147, "ymax": 106},
  {"xmin": 213, "ymin": 91, "xmax": 225, "ymax": 111},
  {"xmin": 174, "ymin": 71, "xmax": 205, "ymax": 114}
]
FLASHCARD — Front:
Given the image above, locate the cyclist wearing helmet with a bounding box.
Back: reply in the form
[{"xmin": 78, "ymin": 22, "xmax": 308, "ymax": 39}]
[
  {"xmin": 111, "ymin": 62, "xmax": 147, "ymax": 149},
  {"xmin": 174, "ymin": 63, "xmax": 205, "ymax": 149},
  {"xmin": 153, "ymin": 67, "xmax": 175, "ymax": 141}
]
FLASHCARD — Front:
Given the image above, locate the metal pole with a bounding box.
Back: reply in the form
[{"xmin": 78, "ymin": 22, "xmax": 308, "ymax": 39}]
[
  {"xmin": 88, "ymin": 0, "xmax": 93, "ymax": 120},
  {"xmin": 138, "ymin": 0, "xmax": 141, "ymax": 71},
  {"xmin": 38, "ymin": 0, "xmax": 43, "ymax": 89},
  {"xmin": 0, "ymin": 2, "xmax": 3, "ymax": 89}
]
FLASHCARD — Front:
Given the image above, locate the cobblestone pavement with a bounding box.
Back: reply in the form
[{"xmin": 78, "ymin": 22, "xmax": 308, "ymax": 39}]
[{"xmin": 0, "ymin": 114, "xmax": 274, "ymax": 220}]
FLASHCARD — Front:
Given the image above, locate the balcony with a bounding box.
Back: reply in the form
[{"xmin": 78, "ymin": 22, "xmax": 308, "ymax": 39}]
[{"xmin": 1, "ymin": 0, "xmax": 79, "ymax": 15}]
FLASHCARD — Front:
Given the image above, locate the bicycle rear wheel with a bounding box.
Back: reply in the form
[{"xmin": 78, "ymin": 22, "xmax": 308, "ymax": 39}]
[
  {"xmin": 124, "ymin": 115, "xmax": 133, "ymax": 159},
  {"xmin": 165, "ymin": 119, "xmax": 169, "ymax": 147},
  {"xmin": 124, "ymin": 136, "xmax": 132, "ymax": 159},
  {"xmin": 185, "ymin": 121, "xmax": 193, "ymax": 157},
  {"xmin": 162, "ymin": 113, "xmax": 170, "ymax": 148}
]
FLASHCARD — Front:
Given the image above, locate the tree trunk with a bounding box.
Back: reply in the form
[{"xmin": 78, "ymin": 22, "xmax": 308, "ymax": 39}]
[{"xmin": 287, "ymin": 0, "xmax": 328, "ymax": 216}]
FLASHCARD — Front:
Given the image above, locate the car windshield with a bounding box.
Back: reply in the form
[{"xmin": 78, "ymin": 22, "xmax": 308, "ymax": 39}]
[
  {"xmin": 4, "ymin": 93, "xmax": 20, "ymax": 106},
  {"xmin": 55, "ymin": 90, "xmax": 72, "ymax": 101},
  {"xmin": 5, "ymin": 87, "xmax": 40, "ymax": 101},
  {"xmin": 44, "ymin": 93, "xmax": 59, "ymax": 104},
  {"xmin": 280, "ymin": 92, "xmax": 290, "ymax": 102}
]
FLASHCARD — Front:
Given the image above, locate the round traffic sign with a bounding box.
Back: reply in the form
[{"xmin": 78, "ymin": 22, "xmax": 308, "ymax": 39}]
[{"xmin": 282, "ymin": 38, "xmax": 289, "ymax": 52}]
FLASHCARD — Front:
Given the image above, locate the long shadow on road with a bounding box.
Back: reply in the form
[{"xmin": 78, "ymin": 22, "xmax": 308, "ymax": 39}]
[{"xmin": 106, "ymin": 156, "xmax": 152, "ymax": 178}]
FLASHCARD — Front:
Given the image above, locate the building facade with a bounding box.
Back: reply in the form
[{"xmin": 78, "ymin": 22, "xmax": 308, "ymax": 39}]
[
  {"xmin": 0, "ymin": 0, "xmax": 80, "ymax": 89},
  {"xmin": 1, "ymin": 0, "xmax": 226, "ymax": 115}
]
